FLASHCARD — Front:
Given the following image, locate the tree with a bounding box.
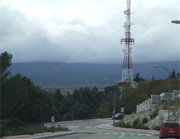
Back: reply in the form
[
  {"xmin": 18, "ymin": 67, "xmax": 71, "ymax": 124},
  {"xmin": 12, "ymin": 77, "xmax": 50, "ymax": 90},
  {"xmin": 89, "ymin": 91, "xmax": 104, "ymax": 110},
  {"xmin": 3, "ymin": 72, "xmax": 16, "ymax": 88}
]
[
  {"xmin": 0, "ymin": 52, "xmax": 12, "ymax": 82},
  {"xmin": 133, "ymin": 72, "xmax": 145, "ymax": 83},
  {"xmin": 1, "ymin": 74, "xmax": 52, "ymax": 123},
  {"xmin": 152, "ymin": 76, "xmax": 155, "ymax": 81},
  {"xmin": 170, "ymin": 69, "xmax": 176, "ymax": 79},
  {"xmin": 54, "ymin": 89, "xmax": 63, "ymax": 101}
]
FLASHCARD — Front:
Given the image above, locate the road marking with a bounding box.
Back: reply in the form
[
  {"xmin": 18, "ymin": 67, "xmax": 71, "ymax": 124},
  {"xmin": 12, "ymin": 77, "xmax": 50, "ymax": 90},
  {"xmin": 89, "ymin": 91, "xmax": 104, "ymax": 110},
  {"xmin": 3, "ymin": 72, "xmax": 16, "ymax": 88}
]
[
  {"xmin": 67, "ymin": 125, "xmax": 80, "ymax": 129},
  {"xmin": 113, "ymin": 133, "xmax": 118, "ymax": 135},
  {"xmin": 105, "ymin": 133, "xmax": 110, "ymax": 135},
  {"xmin": 97, "ymin": 133, "xmax": 102, "ymax": 135},
  {"xmin": 129, "ymin": 133, "xmax": 134, "ymax": 136},
  {"xmin": 97, "ymin": 133, "xmax": 119, "ymax": 136},
  {"xmin": 145, "ymin": 134, "xmax": 152, "ymax": 136},
  {"xmin": 119, "ymin": 133, "xmax": 125, "ymax": 139},
  {"xmin": 138, "ymin": 133, "xmax": 142, "ymax": 136}
]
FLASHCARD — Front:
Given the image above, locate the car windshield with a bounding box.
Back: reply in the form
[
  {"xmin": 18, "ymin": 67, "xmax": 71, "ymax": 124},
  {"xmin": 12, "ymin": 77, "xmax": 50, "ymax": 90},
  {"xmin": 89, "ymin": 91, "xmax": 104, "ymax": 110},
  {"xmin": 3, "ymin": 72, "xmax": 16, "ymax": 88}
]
[{"xmin": 164, "ymin": 123, "xmax": 179, "ymax": 128}]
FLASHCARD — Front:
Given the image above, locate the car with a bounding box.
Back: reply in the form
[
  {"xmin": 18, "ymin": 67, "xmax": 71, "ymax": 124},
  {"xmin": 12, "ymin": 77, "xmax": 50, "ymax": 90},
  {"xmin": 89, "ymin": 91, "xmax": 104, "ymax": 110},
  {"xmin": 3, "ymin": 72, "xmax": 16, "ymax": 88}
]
[
  {"xmin": 112, "ymin": 113, "xmax": 125, "ymax": 120},
  {"xmin": 159, "ymin": 121, "xmax": 180, "ymax": 139}
]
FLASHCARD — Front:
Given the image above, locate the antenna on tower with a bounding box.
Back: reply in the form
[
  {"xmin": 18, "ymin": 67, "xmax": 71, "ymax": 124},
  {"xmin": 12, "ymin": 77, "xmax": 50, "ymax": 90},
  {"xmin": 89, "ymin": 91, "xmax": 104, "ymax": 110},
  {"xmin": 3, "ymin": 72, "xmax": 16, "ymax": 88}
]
[{"xmin": 121, "ymin": 0, "xmax": 134, "ymax": 83}]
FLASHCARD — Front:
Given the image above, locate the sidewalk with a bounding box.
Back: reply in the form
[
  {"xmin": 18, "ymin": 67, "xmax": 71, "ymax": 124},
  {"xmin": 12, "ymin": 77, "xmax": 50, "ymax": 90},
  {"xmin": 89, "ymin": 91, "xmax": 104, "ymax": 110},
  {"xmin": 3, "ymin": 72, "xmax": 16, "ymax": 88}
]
[{"xmin": 98, "ymin": 123, "xmax": 159, "ymax": 136}]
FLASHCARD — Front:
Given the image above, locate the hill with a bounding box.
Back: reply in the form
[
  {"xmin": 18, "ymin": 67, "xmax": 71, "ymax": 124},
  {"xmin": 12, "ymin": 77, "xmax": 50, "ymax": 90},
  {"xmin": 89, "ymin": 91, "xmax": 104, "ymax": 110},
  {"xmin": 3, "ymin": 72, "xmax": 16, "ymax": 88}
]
[{"xmin": 9, "ymin": 61, "xmax": 180, "ymax": 89}]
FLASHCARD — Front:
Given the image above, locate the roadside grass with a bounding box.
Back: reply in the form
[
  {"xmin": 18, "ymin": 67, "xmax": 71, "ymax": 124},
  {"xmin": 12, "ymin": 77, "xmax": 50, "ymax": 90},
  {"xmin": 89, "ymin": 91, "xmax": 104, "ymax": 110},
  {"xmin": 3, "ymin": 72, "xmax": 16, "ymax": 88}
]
[
  {"xmin": 160, "ymin": 100, "xmax": 180, "ymax": 110},
  {"xmin": 1, "ymin": 119, "xmax": 68, "ymax": 137}
]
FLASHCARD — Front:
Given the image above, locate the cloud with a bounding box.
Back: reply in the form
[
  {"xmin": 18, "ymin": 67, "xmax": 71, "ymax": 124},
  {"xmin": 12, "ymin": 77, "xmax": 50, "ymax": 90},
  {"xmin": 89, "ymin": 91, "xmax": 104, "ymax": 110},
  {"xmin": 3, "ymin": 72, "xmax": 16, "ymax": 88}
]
[{"xmin": 0, "ymin": 0, "xmax": 179, "ymax": 63}]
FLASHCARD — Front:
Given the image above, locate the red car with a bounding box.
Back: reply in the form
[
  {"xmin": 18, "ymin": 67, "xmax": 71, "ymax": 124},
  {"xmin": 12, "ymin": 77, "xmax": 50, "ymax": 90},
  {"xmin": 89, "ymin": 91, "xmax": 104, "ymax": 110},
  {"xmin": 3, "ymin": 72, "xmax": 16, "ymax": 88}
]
[{"xmin": 159, "ymin": 121, "xmax": 180, "ymax": 139}]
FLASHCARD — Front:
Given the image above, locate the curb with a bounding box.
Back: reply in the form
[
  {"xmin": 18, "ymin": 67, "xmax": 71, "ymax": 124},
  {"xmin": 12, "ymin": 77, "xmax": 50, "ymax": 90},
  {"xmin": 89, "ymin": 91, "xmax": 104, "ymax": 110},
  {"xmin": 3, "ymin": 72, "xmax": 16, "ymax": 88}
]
[
  {"xmin": 2, "ymin": 131, "xmax": 95, "ymax": 139},
  {"xmin": 2, "ymin": 131, "xmax": 76, "ymax": 139},
  {"xmin": 98, "ymin": 123, "xmax": 159, "ymax": 136}
]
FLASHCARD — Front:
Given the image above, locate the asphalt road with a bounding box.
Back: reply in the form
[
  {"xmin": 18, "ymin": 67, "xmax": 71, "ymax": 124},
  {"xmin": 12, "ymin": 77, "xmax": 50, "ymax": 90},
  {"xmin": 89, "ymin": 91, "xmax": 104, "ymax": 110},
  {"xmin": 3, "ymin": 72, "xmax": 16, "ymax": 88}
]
[{"xmin": 45, "ymin": 119, "xmax": 159, "ymax": 139}]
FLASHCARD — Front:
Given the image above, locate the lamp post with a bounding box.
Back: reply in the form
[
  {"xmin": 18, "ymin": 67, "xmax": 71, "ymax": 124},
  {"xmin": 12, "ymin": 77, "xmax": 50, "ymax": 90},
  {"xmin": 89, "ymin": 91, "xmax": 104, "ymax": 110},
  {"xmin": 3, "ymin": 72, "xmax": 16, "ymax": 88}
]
[
  {"xmin": 104, "ymin": 79, "xmax": 116, "ymax": 126},
  {"xmin": 113, "ymin": 86, "xmax": 116, "ymax": 126},
  {"xmin": 154, "ymin": 65, "xmax": 171, "ymax": 120}
]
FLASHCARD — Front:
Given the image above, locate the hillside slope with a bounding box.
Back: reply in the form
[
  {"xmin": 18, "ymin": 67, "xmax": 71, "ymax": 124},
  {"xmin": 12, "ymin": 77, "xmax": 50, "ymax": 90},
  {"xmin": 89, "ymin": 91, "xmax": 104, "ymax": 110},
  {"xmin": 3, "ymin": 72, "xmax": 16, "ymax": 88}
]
[{"xmin": 9, "ymin": 61, "xmax": 180, "ymax": 89}]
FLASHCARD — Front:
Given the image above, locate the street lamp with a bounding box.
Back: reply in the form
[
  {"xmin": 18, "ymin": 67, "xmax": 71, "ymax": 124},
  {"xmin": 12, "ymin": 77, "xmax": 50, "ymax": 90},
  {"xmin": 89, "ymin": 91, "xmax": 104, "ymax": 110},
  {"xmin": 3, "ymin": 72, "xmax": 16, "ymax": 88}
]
[
  {"xmin": 154, "ymin": 65, "xmax": 171, "ymax": 120},
  {"xmin": 113, "ymin": 86, "xmax": 116, "ymax": 127}
]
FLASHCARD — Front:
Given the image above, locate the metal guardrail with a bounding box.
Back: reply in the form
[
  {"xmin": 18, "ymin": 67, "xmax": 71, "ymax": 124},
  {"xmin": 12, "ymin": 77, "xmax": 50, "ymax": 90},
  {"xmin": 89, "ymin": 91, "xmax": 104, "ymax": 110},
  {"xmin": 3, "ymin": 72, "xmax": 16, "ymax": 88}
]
[{"xmin": 136, "ymin": 90, "xmax": 180, "ymax": 113}]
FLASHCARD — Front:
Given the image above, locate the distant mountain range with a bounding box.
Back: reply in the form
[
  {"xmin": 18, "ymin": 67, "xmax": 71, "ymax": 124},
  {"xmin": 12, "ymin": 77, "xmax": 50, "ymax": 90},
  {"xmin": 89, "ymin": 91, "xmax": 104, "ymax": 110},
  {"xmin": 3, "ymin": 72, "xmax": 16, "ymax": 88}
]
[{"xmin": 9, "ymin": 61, "xmax": 180, "ymax": 89}]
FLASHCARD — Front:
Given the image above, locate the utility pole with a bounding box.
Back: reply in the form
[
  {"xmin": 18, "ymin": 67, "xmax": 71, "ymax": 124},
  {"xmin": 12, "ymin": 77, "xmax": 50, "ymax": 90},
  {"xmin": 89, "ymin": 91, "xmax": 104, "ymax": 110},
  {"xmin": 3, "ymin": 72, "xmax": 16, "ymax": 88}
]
[
  {"xmin": 154, "ymin": 65, "xmax": 171, "ymax": 120},
  {"xmin": 113, "ymin": 86, "xmax": 116, "ymax": 126}
]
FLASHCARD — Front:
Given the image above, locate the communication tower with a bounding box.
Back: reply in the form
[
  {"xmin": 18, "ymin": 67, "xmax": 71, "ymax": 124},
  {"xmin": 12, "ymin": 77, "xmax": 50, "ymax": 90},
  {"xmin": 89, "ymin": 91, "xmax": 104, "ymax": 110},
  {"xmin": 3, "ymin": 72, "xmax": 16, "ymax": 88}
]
[{"xmin": 121, "ymin": 0, "xmax": 134, "ymax": 83}]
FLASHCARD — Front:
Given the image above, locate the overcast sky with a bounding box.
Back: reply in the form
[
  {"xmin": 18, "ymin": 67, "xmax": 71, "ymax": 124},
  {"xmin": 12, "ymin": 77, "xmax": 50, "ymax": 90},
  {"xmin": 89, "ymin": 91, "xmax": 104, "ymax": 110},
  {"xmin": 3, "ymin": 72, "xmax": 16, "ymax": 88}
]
[{"xmin": 0, "ymin": 0, "xmax": 179, "ymax": 63}]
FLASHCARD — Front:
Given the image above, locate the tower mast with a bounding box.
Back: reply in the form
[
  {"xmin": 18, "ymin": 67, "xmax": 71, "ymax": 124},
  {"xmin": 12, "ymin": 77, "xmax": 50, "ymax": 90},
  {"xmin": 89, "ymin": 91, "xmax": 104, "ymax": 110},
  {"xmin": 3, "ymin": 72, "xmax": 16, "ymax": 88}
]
[{"xmin": 121, "ymin": 0, "xmax": 134, "ymax": 83}]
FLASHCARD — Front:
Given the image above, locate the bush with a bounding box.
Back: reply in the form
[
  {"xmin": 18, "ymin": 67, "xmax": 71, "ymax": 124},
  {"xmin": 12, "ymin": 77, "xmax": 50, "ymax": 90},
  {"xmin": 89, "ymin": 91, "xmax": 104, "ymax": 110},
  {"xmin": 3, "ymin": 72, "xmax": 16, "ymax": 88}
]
[
  {"xmin": 153, "ymin": 126, "xmax": 160, "ymax": 131},
  {"xmin": 133, "ymin": 118, "xmax": 139, "ymax": 128},
  {"xmin": 150, "ymin": 109, "xmax": 158, "ymax": 119},
  {"xmin": 1, "ymin": 119, "xmax": 23, "ymax": 131},
  {"xmin": 142, "ymin": 118, "xmax": 148, "ymax": 124},
  {"xmin": 1, "ymin": 121, "xmax": 68, "ymax": 137},
  {"xmin": 162, "ymin": 105, "xmax": 168, "ymax": 110}
]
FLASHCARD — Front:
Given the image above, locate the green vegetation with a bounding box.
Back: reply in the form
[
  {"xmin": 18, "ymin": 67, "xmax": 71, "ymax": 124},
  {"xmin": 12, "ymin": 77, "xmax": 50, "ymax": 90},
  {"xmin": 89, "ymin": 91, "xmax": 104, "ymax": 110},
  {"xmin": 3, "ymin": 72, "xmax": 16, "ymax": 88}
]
[
  {"xmin": 160, "ymin": 99, "xmax": 180, "ymax": 106},
  {"xmin": 118, "ymin": 78, "xmax": 180, "ymax": 114},
  {"xmin": 1, "ymin": 119, "xmax": 68, "ymax": 137},
  {"xmin": 1, "ymin": 51, "xmax": 179, "ymax": 136},
  {"xmin": 0, "ymin": 51, "xmax": 112, "ymax": 137}
]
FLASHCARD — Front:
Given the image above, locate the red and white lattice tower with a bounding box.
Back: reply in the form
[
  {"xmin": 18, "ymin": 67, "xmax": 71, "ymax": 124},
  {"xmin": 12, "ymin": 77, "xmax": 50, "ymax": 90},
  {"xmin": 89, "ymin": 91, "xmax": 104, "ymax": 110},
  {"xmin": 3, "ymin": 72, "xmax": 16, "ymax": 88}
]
[{"xmin": 121, "ymin": 0, "xmax": 134, "ymax": 83}]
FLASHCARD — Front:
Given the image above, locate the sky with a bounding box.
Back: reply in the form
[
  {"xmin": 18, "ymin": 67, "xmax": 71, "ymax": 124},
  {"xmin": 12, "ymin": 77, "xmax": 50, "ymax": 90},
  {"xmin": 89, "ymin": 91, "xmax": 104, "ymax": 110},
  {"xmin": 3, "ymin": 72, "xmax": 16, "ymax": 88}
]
[{"xmin": 0, "ymin": 0, "xmax": 180, "ymax": 63}]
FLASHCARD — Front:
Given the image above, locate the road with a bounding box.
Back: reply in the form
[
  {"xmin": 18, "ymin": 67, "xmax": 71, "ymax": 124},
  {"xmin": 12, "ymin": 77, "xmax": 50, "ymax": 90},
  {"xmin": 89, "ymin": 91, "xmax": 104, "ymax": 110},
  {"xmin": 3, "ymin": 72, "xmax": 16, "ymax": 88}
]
[{"xmin": 45, "ymin": 119, "xmax": 159, "ymax": 139}]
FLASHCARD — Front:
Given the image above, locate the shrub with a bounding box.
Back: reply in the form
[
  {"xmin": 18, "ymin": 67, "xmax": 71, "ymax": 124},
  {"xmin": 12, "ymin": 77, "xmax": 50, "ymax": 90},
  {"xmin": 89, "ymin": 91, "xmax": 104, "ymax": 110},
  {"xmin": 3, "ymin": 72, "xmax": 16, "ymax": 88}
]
[
  {"xmin": 1, "ymin": 119, "xmax": 23, "ymax": 132},
  {"xmin": 150, "ymin": 109, "xmax": 158, "ymax": 119},
  {"xmin": 133, "ymin": 118, "xmax": 139, "ymax": 128},
  {"xmin": 162, "ymin": 105, "xmax": 168, "ymax": 110},
  {"xmin": 153, "ymin": 126, "xmax": 160, "ymax": 131},
  {"xmin": 1, "ymin": 121, "xmax": 68, "ymax": 137},
  {"xmin": 142, "ymin": 118, "xmax": 148, "ymax": 124}
]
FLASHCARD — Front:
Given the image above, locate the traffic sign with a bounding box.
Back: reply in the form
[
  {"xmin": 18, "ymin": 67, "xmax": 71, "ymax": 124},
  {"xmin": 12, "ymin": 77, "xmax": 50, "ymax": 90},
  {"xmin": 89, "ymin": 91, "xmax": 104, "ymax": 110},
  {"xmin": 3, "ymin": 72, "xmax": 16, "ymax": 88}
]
[{"xmin": 121, "ymin": 107, "xmax": 124, "ymax": 113}]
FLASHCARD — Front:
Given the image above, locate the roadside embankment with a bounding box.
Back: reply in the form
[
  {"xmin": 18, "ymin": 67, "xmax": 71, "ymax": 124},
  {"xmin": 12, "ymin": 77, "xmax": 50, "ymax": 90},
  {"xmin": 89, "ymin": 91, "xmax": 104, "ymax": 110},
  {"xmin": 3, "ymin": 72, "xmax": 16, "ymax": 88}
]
[{"xmin": 117, "ymin": 104, "xmax": 180, "ymax": 130}]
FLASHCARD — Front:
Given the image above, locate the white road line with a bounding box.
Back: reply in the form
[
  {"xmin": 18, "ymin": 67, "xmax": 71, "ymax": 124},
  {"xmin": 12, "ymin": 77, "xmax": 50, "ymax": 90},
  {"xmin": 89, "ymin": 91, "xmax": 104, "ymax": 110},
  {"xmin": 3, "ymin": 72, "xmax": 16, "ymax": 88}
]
[
  {"xmin": 119, "ymin": 133, "xmax": 125, "ymax": 139},
  {"xmin": 97, "ymin": 133, "xmax": 119, "ymax": 136},
  {"xmin": 85, "ymin": 126, "xmax": 91, "ymax": 128},
  {"xmin": 129, "ymin": 133, "xmax": 134, "ymax": 136},
  {"xmin": 105, "ymin": 133, "xmax": 110, "ymax": 135},
  {"xmin": 138, "ymin": 133, "xmax": 142, "ymax": 136},
  {"xmin": 146, "ymin": 134, "xmax": 152, "ymax": 136},
  {"xmin": 67, "ymin": 125, "xmax": 80, "ymax": 129},
  {"xmin": 112, "ymin": 133, "xmax": 118, "ymax": 135},
  {"xmin": 97, "ymin": 133, "xmax": 102, "ymax": 135}
]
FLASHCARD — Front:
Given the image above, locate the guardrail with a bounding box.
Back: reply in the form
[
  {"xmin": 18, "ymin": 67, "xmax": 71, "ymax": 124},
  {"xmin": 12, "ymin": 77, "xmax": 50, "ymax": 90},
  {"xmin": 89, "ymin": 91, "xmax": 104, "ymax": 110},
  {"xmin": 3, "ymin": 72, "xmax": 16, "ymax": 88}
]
[{"xmin": 136, "ymin": 90, "xmax": 180, "ymax": 113}]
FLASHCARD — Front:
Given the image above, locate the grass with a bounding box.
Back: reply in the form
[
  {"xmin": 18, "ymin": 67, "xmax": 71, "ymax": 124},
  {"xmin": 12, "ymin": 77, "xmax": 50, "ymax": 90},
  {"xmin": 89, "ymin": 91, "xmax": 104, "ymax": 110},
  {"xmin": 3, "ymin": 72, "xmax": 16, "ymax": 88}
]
[
  {"xmin": 160, "ymin": 99, "xmax": 180, "ymax": 106},
  {"xmin": 1, "ymin": 123, "xmax": 68, "ymax": 137}
]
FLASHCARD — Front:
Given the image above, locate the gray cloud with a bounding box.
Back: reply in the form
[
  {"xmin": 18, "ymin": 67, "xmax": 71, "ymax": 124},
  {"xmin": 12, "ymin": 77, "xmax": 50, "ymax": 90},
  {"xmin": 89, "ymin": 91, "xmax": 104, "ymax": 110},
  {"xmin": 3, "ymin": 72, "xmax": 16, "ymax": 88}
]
[{"xmin": 0, "ymin": 0, "xmax": 179, "ymax": 63}]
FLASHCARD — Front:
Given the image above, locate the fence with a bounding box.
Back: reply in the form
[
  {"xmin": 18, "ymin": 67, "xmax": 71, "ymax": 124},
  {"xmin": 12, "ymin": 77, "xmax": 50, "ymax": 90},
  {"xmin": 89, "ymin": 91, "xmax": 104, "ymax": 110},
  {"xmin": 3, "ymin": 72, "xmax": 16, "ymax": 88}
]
[{"xmin": 136, "ymin": 90, "xmax": 180, "ymax": 113}]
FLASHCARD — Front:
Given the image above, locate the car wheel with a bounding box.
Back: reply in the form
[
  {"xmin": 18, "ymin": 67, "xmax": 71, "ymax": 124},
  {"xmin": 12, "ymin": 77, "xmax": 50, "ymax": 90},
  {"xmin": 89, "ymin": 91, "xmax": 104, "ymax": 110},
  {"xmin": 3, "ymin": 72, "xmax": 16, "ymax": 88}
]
[{"xmin": 159, "ymin": 137, "xmax": 163, "ymax": 139}]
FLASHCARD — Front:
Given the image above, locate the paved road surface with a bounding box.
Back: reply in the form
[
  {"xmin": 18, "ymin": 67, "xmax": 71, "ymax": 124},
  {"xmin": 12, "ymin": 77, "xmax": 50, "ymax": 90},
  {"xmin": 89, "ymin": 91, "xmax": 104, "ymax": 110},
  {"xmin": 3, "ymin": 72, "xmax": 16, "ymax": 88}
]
[{"xmin": 45, "ymin": 119, "xmax": 159, "ymax": 139}]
